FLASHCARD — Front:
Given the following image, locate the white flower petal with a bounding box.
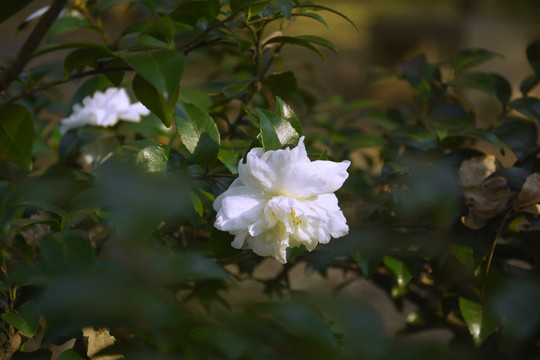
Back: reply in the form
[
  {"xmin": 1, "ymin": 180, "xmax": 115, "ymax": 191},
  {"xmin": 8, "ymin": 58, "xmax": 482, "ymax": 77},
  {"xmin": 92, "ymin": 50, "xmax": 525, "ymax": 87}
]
[{"xmin": 213, "ymin": 136, "xmax": 349, "ymax": 263}]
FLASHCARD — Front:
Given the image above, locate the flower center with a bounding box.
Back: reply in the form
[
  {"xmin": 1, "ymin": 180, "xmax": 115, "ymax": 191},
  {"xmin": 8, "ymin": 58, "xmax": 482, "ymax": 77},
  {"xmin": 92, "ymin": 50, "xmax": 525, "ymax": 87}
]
[{"xmin": 290, "ymin": 207, "xmax": 302, "ymax": 226}]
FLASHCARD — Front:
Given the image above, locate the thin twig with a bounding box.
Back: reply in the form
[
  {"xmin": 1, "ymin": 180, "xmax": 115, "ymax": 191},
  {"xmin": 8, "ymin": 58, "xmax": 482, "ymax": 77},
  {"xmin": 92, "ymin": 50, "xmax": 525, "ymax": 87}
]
[
  {"xmin": 0, "ymin": 66, "xmax": 131, "ymax": 109},
  {"xmin": 0, "ymin": 0, "xmax": 68, "ymax": 93}
]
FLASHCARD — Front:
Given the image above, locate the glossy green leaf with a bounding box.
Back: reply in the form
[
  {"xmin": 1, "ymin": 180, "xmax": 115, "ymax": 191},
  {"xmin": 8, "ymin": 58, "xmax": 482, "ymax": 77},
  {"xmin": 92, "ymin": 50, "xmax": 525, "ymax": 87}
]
[
  {"xmin": 526, "ymin": 40, "xmax": 540, "ymax": 77},
  {"xmin": 450, "ymin": 48, "xmax": 500, "ymax": 73},
  {"xmin": 296, "ymin": 3, "xmax": 358, "ymax": 31},
  {"xmin": 275, "ymin": 96, "xmax": 302, "ymax": 136},
  {"xmin": 257, "ymin": 108, "xmax": 300, "ymax": 151},
  {"xmin": 271, "ymin": 0, "xmax": 294, "ymax": 19},
  {"xmin": 383, "ymin": 256, "xmax": 412, "ymax": 296},
  {"xmin": 264, "ymin": 36, "xmax": 326, "ymax": 60},
  {"xmin": 132, "ymin": 74, "xmax": 176, "ymax": 127},
  {"xmin": 139, "ymin": 16, "xmax": 175, "ymax": 47},
  {"xmin": 128, "ymin": 140, "xmax": 173, "ymax": 173},
  {"xmin": 0, "ymin": 104, "xmax": 34, "ymax": 170},
  {"xmin": 1, "ymin": 302, "xmax": 40, "ymax": 337},
  {"xmin": 0, "ymin": 0, "xmax": 35, "ymax": 24},
  {"xmin": 459, "ymin": 297, "xmax": 499, "ymax": 347},
  {"xmin": 176, "ymin": 102, "xmax": 220, "ymax": 169},
  {"xmin": 122, "ymin": 49, "xmax": 185, "ymax": 101},
  {"xmin": 511, "ymin": 97, "xmax": 540, "ymax": 123},
  {"xmin": 427, "ymin": 102, "xmax": 474, "ymax": 132},
  {"xmin": 449, "ymin": 244, "xmax": 474, "ymax": 270},
  {"xmin": 449, "ymin": 72, "xmax": 511, "ymax": 103},
  {"xmin": 21, "ymin": 200, "xmax": 74, "ymax": 226}
]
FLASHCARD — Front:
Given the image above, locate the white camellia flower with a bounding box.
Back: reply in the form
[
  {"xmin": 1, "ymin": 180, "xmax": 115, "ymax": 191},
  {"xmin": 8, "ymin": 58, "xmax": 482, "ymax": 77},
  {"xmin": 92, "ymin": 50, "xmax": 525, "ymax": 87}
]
[
  {"xmin": 213, "ymin": 137, "xmax": 350, "ymax": 263},
  {"xmin": 60, "ymin": 88, "xmax": 150, "ymax": 134}
]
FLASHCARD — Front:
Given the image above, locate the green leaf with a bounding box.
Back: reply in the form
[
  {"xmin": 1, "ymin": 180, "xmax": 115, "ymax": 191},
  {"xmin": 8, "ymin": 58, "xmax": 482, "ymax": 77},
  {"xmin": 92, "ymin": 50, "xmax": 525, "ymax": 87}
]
[
  {"xmin": 450, "ymin": 48, "xmax": 500, "ymax": 73},
  {"xmin": 511, "ymin": 97, "xmax": 540, "ymax": 123},
  {"xmin": 450, "ymin": 128, "xmax": 504, "ymax": 155},
  {"xmin": 230, "ymin": 0, "xmax": 254, "ymax": 14},
  {"xmin": 271, "ymin": 0, "xmax": 294, "ymax": 19},
  {"xmin": 526, "ymin": 40, "xmax": 540, "ymax": 77},
  {"xmin": 520, "ymin": 74, "xmax": 539, "ymax": 96},
  {"xmin": 262, "ymin": 72, "xmax": 298, "ymax": 100},
  {"xmin": 138, "ymin": 16, "xmax": 175, "ymax": 48},
  {"xmin": 397, "ymin": 55, "xmax": 441, "ymax": 99},
  {"xmin": 170, "ymin": 0, "xmax": 220, "ymax": 27},
  {"xmin": 427, "ymin": 102, "xmax": 474, "ymax": 132},
  {"xmin": 295, "ymin": 35, "xmax": 338, "ymax": 55},
  {"xmin": 132, "ymin": 74, "xmax": 176, "ymax": 127},
  {"xmin": 449, "ymin": 72, "xmax": 511, "ymax": 104},
  {"xmin": 64, "ymin": 46, "xmax": 117, "ymax": 74},
  {"xmin": 383, "ymin": 256, "xmax": 412, "ymax": 297},
  {"xmin": 0, "ymin": 0, "xmax": 35, "ymax": 24},
  {"xmin": 296, "ymin": 3, "xmax": 358, "ymax": 31},
  {"xmin": 257, "ymin": 108, "xmax": 300, "ymax": 151},
  {"xmin": 176, "ymin": 102, "xmax": 220, "ymax": 169},
  {"xmin": 129, "ymin": 140, "xmax": 172, "ymax": 173},
  {"xmin": 48, "ymin": 16, "xmax": 96, "ymax": 40},
  {"xmin": 496, "ymin": 117, "xmax": 538, "ymax": 160},
  {"xmin": 275, "ymin": 96, "xmax": 302, "ymax": 136},
  {"xmin": 0, "ymin": 104, "xmax": 34, "ymax": 170},
  {"xmin": 1, "ymin": 301, "xmax": 40, "ymax": 337},
  {"xmin": 291, "ymin": 12, "xmax": 329, "ymax": 29},
  {"xmin": 459, "ymin": 297, "xmax": 499, "ymax": 347},
  {"xmin": 21, "ymin": 200, "xmax": 74, "ymax": 226},
  {"xmin": 171, "ymin": 253, "xmax": 228, "ymax": 282},
  {"xmin": 264, "ymin": 36, "xmax": 326, "ymax": 60},
  {"xmin": 389, "ymin": 125, "xmax": 437, "ymax": 152},
  {"xmin": 211, "ymin": 227, "xmax": 243, "ymax": 259},
  {"xmin": 57, "ymin": 350, "xmax": 86, "ymax": 360},
  {"xmin": 449, "ymin": 244, "xmax": 474, "ymax": 270},
  {"xmin": 121, "ymin": 49, "xmax": 185, "ymax": 101}
]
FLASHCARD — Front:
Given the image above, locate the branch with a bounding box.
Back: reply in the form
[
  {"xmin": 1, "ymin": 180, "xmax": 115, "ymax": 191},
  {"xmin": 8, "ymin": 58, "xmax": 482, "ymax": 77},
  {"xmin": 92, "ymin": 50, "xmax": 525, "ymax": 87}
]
[
  {"xmin": 0, "ymin": 0, "xmax": 68, "ymax": 93},
  {"xmin": 0, "ymin": 66, "xmax": 131, "ymax": 109}
]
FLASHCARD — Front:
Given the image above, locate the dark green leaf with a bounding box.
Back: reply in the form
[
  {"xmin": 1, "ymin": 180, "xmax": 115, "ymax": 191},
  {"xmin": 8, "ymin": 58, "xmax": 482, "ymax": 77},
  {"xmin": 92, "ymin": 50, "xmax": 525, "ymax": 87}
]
[
  {"xmin": 70, "ymin": 75, "xmax": 114, "ymax": 109},
  {"xmin": 176, "ymin": 102, "xmax": 220, "ymax": 169},
  {"xmin": 0, "ymin": 0, "xmax": 35, "ymax": 24},
  {"xmin": 271, "ymin": 0, "xmax": 293, "ymax": 19},
  {"xmin": 295, "ymin": 35, "xmax": 338, "ymax": 55},
  {"xmin": 449, "ymin": 72, "xmax": 511, "ymax": 103},
  {"xmin": 486, "ymin": 167, "xmax": 530, "ymax": 190},
  {"xmin": 526, "ymin": 40, "xmax": 540, "ymax": 77},
  {"xmin": 459, "ymin": 297, "xmax": 499, "ymax": 347},
  {"xmin": 496, "ymin": 117, "xmax": 538, "ymax": 160},
  {"xmin": 211, "ymin": 227, "xmax": 243, "ymax": 259},
  {"xmin": 132, "ymin": 74, "xmax": 176, "ymax": 127},
  {"xmin": 57, "ymin": 350, "xmax": 86, "ymax": 360},
  {"xmin": 427, "ymin": 102, "xmax": 474, "ymax": 132},
  {"xmin": 1, "ymin": 301, "xmax": 40, "ymax": 337},
  {"xmin": 264, "ymin": 36, "xmax": 326, "ymax": 60},
  {"xmin": 170, "ymin": 0, "xmax": 220, "ymax": 27},
  {"xmin": 64, "ymin": 46, "xmax": 117, "ymax": 74},
  {"xmin": 48, "ymin": 16, "xmax": 96, "ymax": 40},
  {"xmin": 396, "ymin": 55, "xmax": 441, "ymax": 98},
  {"xmin": 262, "ymin": 72, "xmax": 298, "ymax": 99},
  {"xmin": 172, "ymin": 253, "xmax": 228, "ymax": 282},
  {"xmin": 21, "ymin": 200, "xmax": 74, "ymax": 226},
  {"xmin": 0, "ymin": 104, "xmax": 34, "ymax": 170},
  {"xmin": 520, "ymin": 74, "xmax": 539, "ymax": 96},
  {"xmin": 138, "ymin": 16, "xmax": 175, "ymax": 47},
  {"xmin": 450, "ymin": 48, "xmax": 500, "ymax": 73},
  {"xmin": 389, "ymin": 125, "xmax": 437, "ymax": 152},
  {"xmin": 230, "ymin": 0, "xmax": 254, "ymax": 14},
  {"xmin": 451, "ymin": 128, "xmax": 504, "ymax": 154},
  {"xmin": 511, "ymin": 97, "xmax": 540, "ymax": 123},
  {"xmin": 257, "ymin": 108, "xmax": 300, "ymax": 151},
  {"xmin": 121, "ymin": 49, "xmax": 185, "ymax": 101},
  {"xmin": 291, "ymin": 12, "xmax": 328, "ymax": 29},
  {"xmin": 296, "ymin": 3, "xmax": 358, "ymax": 31}
]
